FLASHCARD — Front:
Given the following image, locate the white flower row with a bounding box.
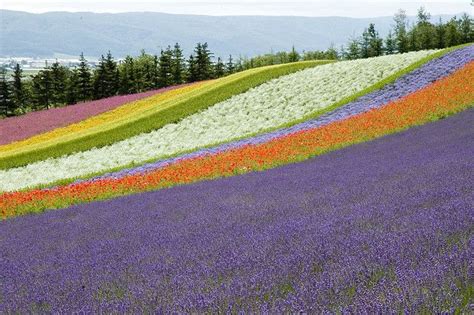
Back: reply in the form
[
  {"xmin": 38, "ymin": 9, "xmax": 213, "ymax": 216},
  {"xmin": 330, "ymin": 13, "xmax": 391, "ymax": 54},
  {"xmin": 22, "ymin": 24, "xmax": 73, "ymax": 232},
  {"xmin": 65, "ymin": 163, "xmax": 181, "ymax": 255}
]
[{"xmin": 0, "ymin": 50, "xmax": 436, "ymax": 192}]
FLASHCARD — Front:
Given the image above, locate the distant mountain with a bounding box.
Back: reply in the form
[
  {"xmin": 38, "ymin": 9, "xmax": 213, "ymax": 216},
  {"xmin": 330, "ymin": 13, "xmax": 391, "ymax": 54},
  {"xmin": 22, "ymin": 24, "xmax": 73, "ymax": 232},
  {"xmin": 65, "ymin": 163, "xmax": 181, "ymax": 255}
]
[{"xmin": 0, "ymin": 10, "xmax": 463, "ymax": 58}]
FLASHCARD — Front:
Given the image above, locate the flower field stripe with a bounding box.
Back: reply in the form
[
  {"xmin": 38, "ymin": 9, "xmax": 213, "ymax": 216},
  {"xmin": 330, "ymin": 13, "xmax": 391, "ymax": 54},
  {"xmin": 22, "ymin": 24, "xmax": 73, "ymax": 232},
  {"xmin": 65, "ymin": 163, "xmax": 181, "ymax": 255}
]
[
  {"xmin": 0, "ymin": 84, "xmax": 191, "ymax": 145},
  {"xmin": 0, "ymin": 81, "xmax": 209, "ymax": 153},
  {"xmin": 1, "ymin": 105, "xmax": 472, "ymax": 312},
  {"xmin": 0, "ymin": 61, "xmax": 330, "ymax": 170},
  {"xmin": 92, "ymin": 44, "xmax": 473, "ymax": 182},
  {"xmin": 0, "ymin": 51, "xmax": 441, "ymax": 190},
  {"xmin": 2, "ymin": 61, "xmax": 473, "ymax": 218}
]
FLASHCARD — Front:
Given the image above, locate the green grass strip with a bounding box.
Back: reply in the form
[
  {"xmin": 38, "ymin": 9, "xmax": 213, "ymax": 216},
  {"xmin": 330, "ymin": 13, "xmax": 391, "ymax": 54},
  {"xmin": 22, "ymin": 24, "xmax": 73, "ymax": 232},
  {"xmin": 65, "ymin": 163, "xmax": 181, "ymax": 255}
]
[{"xmin": 0, "ymin": 60, "xmax": 332, "ymax": 170}]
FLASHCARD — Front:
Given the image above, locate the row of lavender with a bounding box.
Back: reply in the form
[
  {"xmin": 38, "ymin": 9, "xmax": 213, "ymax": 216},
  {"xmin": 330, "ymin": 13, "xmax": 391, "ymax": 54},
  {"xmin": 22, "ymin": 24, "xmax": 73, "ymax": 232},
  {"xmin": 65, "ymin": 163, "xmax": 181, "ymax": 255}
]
[
  {"xmin": 92, "ymin": 45, "xmax": 474, "ymax": 181},
  {"xmin": 2, "ymin": 109, "xmax": 473, "ymax": 312}
]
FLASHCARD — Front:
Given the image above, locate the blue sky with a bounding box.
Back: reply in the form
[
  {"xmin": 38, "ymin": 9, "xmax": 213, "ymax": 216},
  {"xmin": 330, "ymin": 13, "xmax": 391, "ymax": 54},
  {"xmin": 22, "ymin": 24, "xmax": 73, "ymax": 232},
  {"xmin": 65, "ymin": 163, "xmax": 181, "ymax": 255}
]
[{"xmin": 2, "ymin": 0, "xmax": 472, "ymax": 17}]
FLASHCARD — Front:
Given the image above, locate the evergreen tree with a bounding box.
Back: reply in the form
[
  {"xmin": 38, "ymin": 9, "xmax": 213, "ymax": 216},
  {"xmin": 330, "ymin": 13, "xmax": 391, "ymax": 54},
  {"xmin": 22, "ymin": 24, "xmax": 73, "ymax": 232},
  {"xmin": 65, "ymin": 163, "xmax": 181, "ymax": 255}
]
[
  {"xmin": 187, "ymin": 55, "xmax": 199, "ymax": 82},
  {"xmin": 346, "ymin": 38, "xmax": 360, "ymax": 60},
  {"xmin": 31, "ymin": 68, "xmax": 53, "ymax": 109},
  {"xmin": 93, "ymin": 51, "xmax": 119, "ymax": 98},
  {"xmin": 11, "ymin": 64, "xmax": 26, "ymax": 112},
  {"xmin": 0, "ymin": 67, "xmax": 12, "ymax": 116},
  {"xmin": 435, "ymin": 18, "xmax": 446, "ymax": 49},
  {"xmin": 171, "ymin": 43, "xmax": 186, "ymax": 85},
  {"xmin": 325, "ymin": 45, "xmax": 339, "ymax": 60},
  {"xmin": 158, "ymin": 46, "xmax": 173, "ymax": 87},
  {"xmin": 384, "ymin": 30, "xmax": 396, "ymax": 54},
  {"xmin": 459, "ymin": 13, "xmax": 473, "ymax": 43},
  {"xmin": 195, "ymin": 42, "xmax": 214, "ymax": 80},
  {"xmin": 119, "ymin": 55, "xmax": 137, "ymax": 94},
  {"xmin": 288, "ymin": 46, "xmax": 300, "ymax": 62},
  {"xmin": 412, "ymin": 7, "xmax": 437, "ymax": 50},
  {"xmin": 66, "ymin": 70, "xmax": 78, "ymax": 105},
  {"xmin": 360, "ymin": 28, "xmax": 371, "ymax": 58},
  {"xmin": 76, "ymin": 53, "xmax": 92, "ymax": 101},
  {"xmin": 50, "ymin": 61, "xmax": 69, "ymax": 105},
  {"xmin": 394, "ymin": 9, "xmax": 409, "ymax": 53},
  {"xmin": 444, "ymin": 18, "xmax": 461, "ymax": 47},
  {"xmin": 365, "ymin": 23, "xmax": 383, "ymax": 57},
  {"xmin": 214, "ymin": 57, "xmax": 225, "ymax": 78},
  {"xmin": 226, "ymin": 55, "xmax": 235, "ymax": 74}
]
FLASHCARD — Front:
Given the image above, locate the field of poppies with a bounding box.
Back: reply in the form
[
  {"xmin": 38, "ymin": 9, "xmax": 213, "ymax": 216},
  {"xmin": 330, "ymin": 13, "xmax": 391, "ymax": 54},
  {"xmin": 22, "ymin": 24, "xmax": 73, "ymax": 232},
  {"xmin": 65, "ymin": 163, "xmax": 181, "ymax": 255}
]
[{"xmin": 0, "ymin": 44, "xmax": 473, "ymax": 312}]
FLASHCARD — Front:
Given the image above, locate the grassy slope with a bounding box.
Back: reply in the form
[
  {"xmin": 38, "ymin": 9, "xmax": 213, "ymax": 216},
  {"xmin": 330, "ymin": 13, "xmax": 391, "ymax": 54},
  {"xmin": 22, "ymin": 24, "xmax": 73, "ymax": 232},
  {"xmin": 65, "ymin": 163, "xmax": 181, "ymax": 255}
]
[{"xmin": 0, "ymin": 61, "xmax": 332, "ymax": 170}]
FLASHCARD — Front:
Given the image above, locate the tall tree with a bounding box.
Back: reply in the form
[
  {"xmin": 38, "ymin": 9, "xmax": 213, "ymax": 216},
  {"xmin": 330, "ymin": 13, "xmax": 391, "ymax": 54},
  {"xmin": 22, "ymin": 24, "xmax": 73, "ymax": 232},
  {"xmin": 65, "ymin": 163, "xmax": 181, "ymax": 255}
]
[
  {"xmin": 171, "ymin": 43, "xmax": 186, "ymax": 85},
  {"xmin": 50, "ymin": 61, "xmax": 69, "ymax": 105},
  {"xmin": 187, "ymin": 55, "xmax": 198, "ymax": 82},
  {"xmin": 345, "ymin": 38, "xmax": 360, "ymax": 60},
  {"xmin": 225, "ymin": 55, "xmax": 235, "ymax": 74},
  {"xmin": 365, "ymin": 23, "xmax": 383, "ymax": 57},
  {"xmin": 11, "ymin": 64, "xmax": 26, "ymax": 112},
  {"xmin": 214, "ymin": 57, "xmax": 225, "ymax": 78},
  {"xmin": 31, "ymin": 68, "xmax": 53, "ymax": 109},
  {"xmin": 195, "ymin": 42, "xmax": 214, "ymax": 81},
  {"xmin": 0, "ymin": 67, "xmax": 12, "ymax": 116},
  {"xmin": 288, "ymin": 46, "xmax": 300, "ymax": 62},
  {"xmin": 444, "ymin": 17, "xmax": 461, "ymax": 47},
  {"xmin": 119, "ymin": 55, "xmax": 137, "ymax": 94},
  {"xmin": 394, "ymin": 9, "xmax": 409, "ymax": 53},
  {"xmin": 158, "ymin": 46, "xmax": 173, "ymax": 87},
  {"xmin": 76, "ymin": 53, "xmax": 92, "ymax": 101},
  {"xmin": 93, "ymin": 51, "xmax": 119, "ymax": 98},
  {"xmin": 384, "ymin": 30, "xmax": 396, "ymax": 54},
  {"xmin": 459, "ymin": 13, "xmax": 473, "ymax": 43}
]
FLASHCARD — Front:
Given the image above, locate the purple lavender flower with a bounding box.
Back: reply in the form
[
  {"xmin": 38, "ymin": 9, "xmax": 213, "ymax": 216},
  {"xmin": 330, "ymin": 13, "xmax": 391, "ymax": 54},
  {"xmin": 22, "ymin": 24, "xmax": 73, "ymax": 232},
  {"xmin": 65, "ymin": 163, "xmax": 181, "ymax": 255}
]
[{"xmin": 1, "ymin": 109, "xmax": 473, "ymax": 312}]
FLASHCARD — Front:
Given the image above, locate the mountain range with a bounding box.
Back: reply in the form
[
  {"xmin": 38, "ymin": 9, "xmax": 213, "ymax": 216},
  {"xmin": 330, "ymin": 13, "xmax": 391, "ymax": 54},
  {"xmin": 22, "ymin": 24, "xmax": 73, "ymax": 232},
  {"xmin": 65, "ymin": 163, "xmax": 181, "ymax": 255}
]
[{"xmin": 0, "ymin": 9, "xmax": 464, "ymax": 58}]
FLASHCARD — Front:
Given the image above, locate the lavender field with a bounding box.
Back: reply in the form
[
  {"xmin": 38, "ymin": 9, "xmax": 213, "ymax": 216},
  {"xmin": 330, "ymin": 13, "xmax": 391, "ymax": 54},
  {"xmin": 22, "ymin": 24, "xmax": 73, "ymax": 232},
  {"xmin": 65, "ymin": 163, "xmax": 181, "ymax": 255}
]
[{"xmin": 1, "ymin": 109, "xmax": 473, "ymax": 312}]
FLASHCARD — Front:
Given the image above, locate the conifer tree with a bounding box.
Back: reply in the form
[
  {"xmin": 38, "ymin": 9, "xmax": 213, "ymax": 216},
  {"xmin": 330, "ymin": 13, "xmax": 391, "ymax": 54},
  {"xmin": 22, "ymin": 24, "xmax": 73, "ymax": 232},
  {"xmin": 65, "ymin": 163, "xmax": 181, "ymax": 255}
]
[
  {"xmin": 214, "ymin": 57, "xmax": 225, "ymax": 78},
  {"xmin": 225, "ymin": 55, "xmax": 235, "ymax": 74},
  {"xmin": 158, "ymin": 46, "xmax": 173, "ymax": 87},
  {"xmin": 119, "ymin": 55, "xmax": 137, "ymax": 94},
  {"xmin": 384, "ymin": 30, "xmax": 396, "ymax": 54},
  {"xmin": 103, "ymin": 51, "xmax": 119, "ymax": 96},
  {"xmin": 195, "ymin": 42, "xmax": 213, "ymax": 81},
  {"xmin": 171, "ymin": 43, "xmax": 186, "ymax": 85},
  {"xmin": 460, "ymin": 13, "xmax": 473, "ymax": 43},
  {"xmin": 394, "ymin": 9, "xmax": 409, "ymax": 53},
  {"xmin": 288, "ymin": 46, "xmax": 300, "ymax": 62},
  {"xmin": 31, "ymin": 68, "xmax": 53, "ymax": 109},
  {"xmin": 76, "ymin": 53, "xmax": 92, "ymax": 101},
  {"xmin": 345, "ymin": 38, "xmax": 360, "ymax": 60},
  {"xmin": 50, "ymin": 61, "xmax": 69, "ymax": 105},
  {"xmin": 0, "ymin": 67, "xmax": 12, "ymax": 116},
  {"xmin": 187, "ymin": 55, "xmax": 198, "ymax": 82},
  {"xmin": 11, "ymin": 64, "xmax": 26, "ymax": 112}
]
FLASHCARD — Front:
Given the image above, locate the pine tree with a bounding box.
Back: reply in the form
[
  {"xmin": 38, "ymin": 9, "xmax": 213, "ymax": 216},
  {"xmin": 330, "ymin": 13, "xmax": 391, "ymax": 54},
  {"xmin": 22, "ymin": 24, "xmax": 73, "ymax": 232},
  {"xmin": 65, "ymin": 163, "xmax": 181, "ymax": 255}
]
[
  {"xmin": 50, "ymin": 61, "xmax": 69, "ymax": 105},
  {"xmin": 31, "ymin": 69, "xmax": 53, "ymax": 109},
  {"xmin": 0, "ymin": 67, "xmax": 12, "ymax": 116},
  {"xmin": 76, "ymin": 53, "xmax": 92, "ymax": 102},
  {"xmin": 119, "ymin": 56, "xmax": 136, "ymax": 94},
  {"xmin": 288, "ymin": 46, "xmax": 300, "ymax": 62},
  {"xmin": 459, "ymin": 13, "xmax": 473, "ymax": 43},
  {"xmin": 171, "ymin": 43, "xmax": 185, "ymax": 85},
  {"xmin": 444, "ymin": 18, "xmax": 461, "ymax": 47},
  {"xmin": 103, "ymin": 51, "xmax": 119, "ymax": 96},
  {"xmin": 11, "ymin": 64, "xmax": 26, "ymax": 112},
  {"xmin": 214, "ymin": 57, "xmax": 225, "ymax": 78},
  {"xmin": 346, "ymin": 38, "xmax": 360, "ymax": 60},
  {"xmin": 384, "ymin": 30, "xmax": 396, "ymax": 54},
  {"xmin": 394, "ymin": 9, "xmax": 409, "ymax": 53},
  {"xmin": 158, "ymin": 46, "xmax": 173, "ymax": 87},
  {"xmin": 93, "ymin": 54, "xmax": 107, "ymax": 99},
  {"xmin": 195, "ymin": 42, "xmax": 214, "ymax": 81},
  {"xmin": 225, "ymin": 55, "xmax": 235, "ymax": 74},
  {"xmin": 187, "ymin": 55, "xmax": 198, "ymax": 82}
]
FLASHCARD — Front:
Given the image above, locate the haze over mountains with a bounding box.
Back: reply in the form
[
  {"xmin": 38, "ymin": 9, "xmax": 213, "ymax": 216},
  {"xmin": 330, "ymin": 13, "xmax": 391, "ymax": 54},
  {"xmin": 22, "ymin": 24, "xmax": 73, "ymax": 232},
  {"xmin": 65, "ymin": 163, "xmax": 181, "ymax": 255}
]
[{"xmin": 0, "ymin": 9, "xmax": 465, "ymax": 58}]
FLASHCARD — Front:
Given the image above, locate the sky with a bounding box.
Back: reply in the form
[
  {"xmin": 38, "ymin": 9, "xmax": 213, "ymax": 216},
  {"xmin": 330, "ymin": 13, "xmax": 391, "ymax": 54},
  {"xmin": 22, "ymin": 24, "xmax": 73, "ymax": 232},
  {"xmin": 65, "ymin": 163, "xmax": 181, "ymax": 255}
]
[{"xmin": 1, "ymin": 0, "xmax": 472, "ymax": 17}]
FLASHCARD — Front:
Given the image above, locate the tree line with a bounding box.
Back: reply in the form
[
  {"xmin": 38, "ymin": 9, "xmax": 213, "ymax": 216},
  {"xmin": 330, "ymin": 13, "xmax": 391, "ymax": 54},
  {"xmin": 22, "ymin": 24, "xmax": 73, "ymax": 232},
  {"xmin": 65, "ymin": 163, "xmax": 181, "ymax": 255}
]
[{"xmin": 1, "ymin": 8, "xmax": 472, "ymax": 117}]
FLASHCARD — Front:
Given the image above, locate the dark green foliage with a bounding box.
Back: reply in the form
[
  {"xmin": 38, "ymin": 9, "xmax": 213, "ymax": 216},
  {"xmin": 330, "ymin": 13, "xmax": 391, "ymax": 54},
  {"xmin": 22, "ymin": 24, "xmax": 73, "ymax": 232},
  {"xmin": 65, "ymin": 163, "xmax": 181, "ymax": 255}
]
[
  {"xmin": 0, "ymin": 67, "xmax": 12, "ymax": 116},
  {"xmin": 31, "ymin": 68, "xmax": 53, "ymax": 109},
  {"xmin": 288, "ymin": 46, "xmax": 300, "ymax": 62},
  {"xmin": 119, "ymin": 56, "xmax": 137, "ymax": 94},
  {"xmin": 11, "ymin": 64, "xmax": 26, "ymax": 112},
  {"xmin": 93, "ymin": 51, "xmax": 119, "ymax": 99},
  {"xmin": 385, "ymin": 31, "xmax": 396, "ymax": 54},
  {"xmin": 158, "ymin": 46, "xmax": 173, "ymax": 87},
  {"xmin": 50, "ymin": 61, "xmax": 69, "ymax": 105},
  {"xmin": 75, "ymin": 53, "xmax": 93, "ymax": 102},
  {"xmin": 187, "ymin": 55, "xmax": 198, "ymax": 83},
  {"xmin": 194, "ymin": 42, "xmax": 214, "ymax": 81},
  {"xmin": 214, "ymin": 57, "xmax": 225, "ymax": 78},
  {"xmin": 226, "ymin": 55, "xmax": 235, "ymax": 75},
  {"xmin": 171, "ymin": 43, "xmax": 186, "ymax": 85}
]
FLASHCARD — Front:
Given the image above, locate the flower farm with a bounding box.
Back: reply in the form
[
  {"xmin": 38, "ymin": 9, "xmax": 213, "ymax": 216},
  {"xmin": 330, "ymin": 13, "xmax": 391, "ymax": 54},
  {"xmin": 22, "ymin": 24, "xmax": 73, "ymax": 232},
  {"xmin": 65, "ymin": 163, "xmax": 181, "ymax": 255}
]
[{"xmin": 0, "ymin": 44, "xmax": 473, "ymax": 312}]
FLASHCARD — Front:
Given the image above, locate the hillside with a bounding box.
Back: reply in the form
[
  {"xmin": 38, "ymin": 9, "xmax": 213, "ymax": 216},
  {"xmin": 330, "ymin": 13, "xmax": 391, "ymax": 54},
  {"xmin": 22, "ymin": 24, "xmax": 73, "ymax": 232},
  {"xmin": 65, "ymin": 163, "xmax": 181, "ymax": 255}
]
[
  {"xmin": 0, "ymin": 10, "xmax": 462, "ymax": 57},
  {"xmin": 0, "ymin": 44, "xmax": 473, "ymax": 311}
]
